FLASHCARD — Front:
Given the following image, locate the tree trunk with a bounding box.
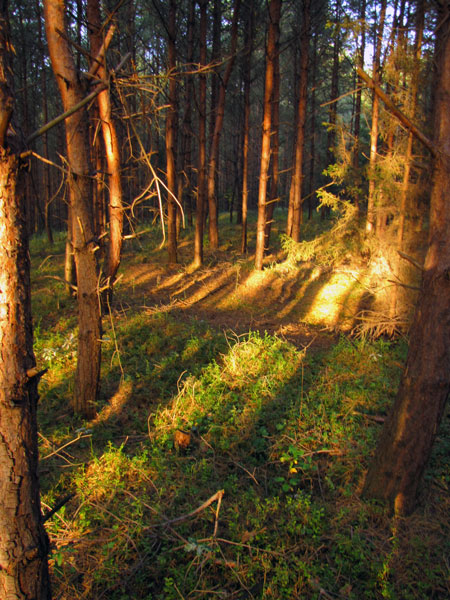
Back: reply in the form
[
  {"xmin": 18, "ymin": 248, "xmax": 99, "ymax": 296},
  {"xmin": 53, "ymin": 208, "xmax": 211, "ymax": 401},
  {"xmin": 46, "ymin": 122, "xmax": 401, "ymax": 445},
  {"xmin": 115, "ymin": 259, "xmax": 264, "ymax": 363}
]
[
  {"xmin": 240, "ymin": 0, "xmax": 254, "ymax": 254},
  {"xmin": 0, "ymin": 3, "xmax": 51, "ymax": 596},
  {"xmin": 44, "ymin": 0, "xmax": 101, "ymax": 419},
  {"xmin": 307, "ymin": 30, "xmax": 318, "ymax": 220},
  {"xmin": 87, "ymin": 0, "xmax": 124, "ymax": 299},
  {"xmin": 180, "ymin": 0, "xmax": 195, "ymax": 229},
  {"xmin": 206, "ymin": 0, "xmax": 241, "ymax": 250},
  {"xmin": 353, "ymin": 0, "xmax": 366, "ymax": 171},
  {"xmin": 193, "ymin": 0, "xmax": 207, "ymax": 268},
  {"xmin": 264, "ymin": 10, "xmax": 280, "ymax": 250},
  {"xmin": 366, "ymin": 0, "xmax": 387, "ymax": 233},
  {"xmin": 254, "ymin": 0, "xmax": 281, "ymax": 271},
  {"xmin": 165, "ymin": 0, "xmax": 178, "ymax": 263},
  {"xmin": 289, "ymin": 0, "xmax": 310, "ymax": 242},
  {"xmin": 363, "ymin": 2, "xmax": 450, "ymax": 515}
]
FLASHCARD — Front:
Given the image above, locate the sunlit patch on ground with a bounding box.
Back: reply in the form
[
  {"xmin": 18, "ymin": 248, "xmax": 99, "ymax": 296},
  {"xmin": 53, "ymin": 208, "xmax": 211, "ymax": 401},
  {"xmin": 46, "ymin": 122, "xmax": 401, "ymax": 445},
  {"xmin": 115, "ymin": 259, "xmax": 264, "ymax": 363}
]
[
  {"xmin": 94, "ymin": 378, "xmax": 133, "ymax": 424},
  {"xmin": 304, "ymin": 270, "xmax": 363, "ymax": 327}
]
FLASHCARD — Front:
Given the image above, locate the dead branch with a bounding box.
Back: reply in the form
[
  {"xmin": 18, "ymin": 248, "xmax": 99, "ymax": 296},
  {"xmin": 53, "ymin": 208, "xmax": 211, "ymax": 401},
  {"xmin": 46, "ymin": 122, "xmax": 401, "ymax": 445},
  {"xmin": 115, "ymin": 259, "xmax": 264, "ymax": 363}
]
[
  {"xmin": 356, "ymin": 66, "xmax": 435, "ymax": 157},
  {"xmin": 164, "ymin": 490, "xmax": 224, "ymax": 526},
  {"xmin": 42, "ymin": 493, "xmax": 75, "ymax": 523},
  {"xmin": 26, "ymin": 83, "xmax": 107, "ymax": 146},
  {"xmin": 397, "ymin": 250, "xmax": 424, "ymax": 272}
]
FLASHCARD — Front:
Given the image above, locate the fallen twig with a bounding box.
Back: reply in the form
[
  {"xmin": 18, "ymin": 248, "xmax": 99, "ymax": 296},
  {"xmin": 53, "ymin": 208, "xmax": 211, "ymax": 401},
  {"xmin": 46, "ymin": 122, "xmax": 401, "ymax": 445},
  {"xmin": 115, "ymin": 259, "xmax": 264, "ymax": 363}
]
[
  {"xmin": 41, "ymin": 433, "xmax": 92, "ymax": 461},
  {"xmin": 164, "ymin": 490, "xmax": 224, "ymax": 526},
  {"xmin": 42, "ymin": 493, "xmax": 75, "ymax": 523}
]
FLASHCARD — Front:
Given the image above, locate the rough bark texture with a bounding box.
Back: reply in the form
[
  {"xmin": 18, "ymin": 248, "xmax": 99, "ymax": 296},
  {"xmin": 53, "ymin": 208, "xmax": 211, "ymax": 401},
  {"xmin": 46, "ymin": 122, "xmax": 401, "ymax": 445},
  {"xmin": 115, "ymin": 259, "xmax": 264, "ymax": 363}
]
[
  {"xmin": 353, "ymin": 0, "xmax": 366, "ymax": 170},
  {"xmin": 165, "ymin": 0, "xmax": 178, "ymax": 263},
  {"xmin": 264, "ymin": 12, "xmax": 280, "ymax": 250},
  {"xmin": 289, "ymin": 0, "xmax": 310, "ymax": 242},
  {"xmin": 240, "ymin": 0, "xmax": 254, "ymax": 254},
  {"xmin": 44, "ymin": 0, "xmax": 101, "ymax": 418},
  {"xmin": 87, "ymin": 0, "xmax": 124, "ymax": 297},
  {"xmin": 0, "ymin": 7, "xmax": 51, "ymax": 593},
  {"xmin": 0, "ymin": 150, "xmax": 52, "ymax": 600},
  {"xmin": 366, "ymin": 0, "xmax": 387, "ymax": 232},
  {"xmin": 363, "ymin": 2, "xmax": 450, "ymax": 515},
  {"xmin": 206, "ymin": 0, "xmax": 241, "ymax": 250},
  {"xmin": 254, "ymin": 0, "xmax": 281, "ymax": 271},
  {"xmin": 194, "ymin": 0, "xmax": 207, "ymax": 268}
]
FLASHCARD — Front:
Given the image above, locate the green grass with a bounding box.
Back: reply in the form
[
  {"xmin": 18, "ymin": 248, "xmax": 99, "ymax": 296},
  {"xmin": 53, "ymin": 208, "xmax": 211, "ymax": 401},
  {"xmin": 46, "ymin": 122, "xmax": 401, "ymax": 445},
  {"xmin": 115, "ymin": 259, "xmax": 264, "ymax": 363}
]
[{"xmin": 31, "ymin": 218, "xmax": 449, "ymax": 600}]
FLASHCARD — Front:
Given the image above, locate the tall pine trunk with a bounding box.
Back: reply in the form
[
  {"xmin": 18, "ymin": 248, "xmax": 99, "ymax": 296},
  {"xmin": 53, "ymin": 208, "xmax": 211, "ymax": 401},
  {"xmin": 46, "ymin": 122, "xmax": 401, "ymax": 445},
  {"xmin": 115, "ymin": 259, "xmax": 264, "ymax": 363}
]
[
  {"xmin": 206, "ymin": 0, "xmax": 241, "ymax": 250},
  {"xmin": 194, "ymin": 0, "xmax": 207, "ymax": 268},
  {"xmin": 264, "ymin": 16, "xmax": 280, "ymax": 250},
  {"xmin": 240, "ymin": 0, "xmax": 254, "ymax": 254},
  {"xmin": 0, "ymin": 2, "xmax": 51, "ymax": 595},
  {"xmin": 87, "ymin": 0, "xmax": 124, "ymax": 299},
  {"xmin": 255, "ymin": 0, "xmax": 281, "ymax": 270},
  {"xmin": 165, "ymin": 0, "xmax": 178, "ymax": 263},
  {"xmin": 45, "ymin": 0, "xmax": 101, "ymax": 418},
  {"xmin": 363, "ymin": 1, "xmax": 450, "ymax": 515},
  {"xmin": 366, "ymin": 0, "xmax": 387, "ymax": 232},
  {"xmin": 288, "ymin": 0, "xmax": 310, "ymax": 242}
]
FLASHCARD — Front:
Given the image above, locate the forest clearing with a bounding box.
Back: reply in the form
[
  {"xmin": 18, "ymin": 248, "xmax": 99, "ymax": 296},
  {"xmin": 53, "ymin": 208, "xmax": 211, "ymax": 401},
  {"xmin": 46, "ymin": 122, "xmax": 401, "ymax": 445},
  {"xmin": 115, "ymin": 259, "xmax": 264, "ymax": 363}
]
[
  {"xmin": 31, "ymin": 216, "xmax": 449, "ymax": 599},
  {"xmin": 0, "ymin": 0, "xmax": 450, "ymax": 598}
]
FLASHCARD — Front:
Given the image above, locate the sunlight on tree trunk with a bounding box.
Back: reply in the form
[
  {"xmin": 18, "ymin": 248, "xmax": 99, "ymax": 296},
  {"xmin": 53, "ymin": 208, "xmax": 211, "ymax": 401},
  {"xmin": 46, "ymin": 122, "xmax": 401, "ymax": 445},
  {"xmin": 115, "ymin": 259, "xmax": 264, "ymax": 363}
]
[
  {"xmin": 0, "ymin": 3, "xmax": 51, "ymax": 595},
  {"xmin": 44, "ymin": 0, "xmax": 101, "ymax": 418},
  {"xmin": 255, "ymin": 0, "xmax": 281, "ymax": 271},
  {"xmin": 165, "ymin": 0, "xmax": 178, "ymax": 264},
  {"xmin": 87, "ymin": 0, "xmax": 124, "ymax": 298},
  {"xmin": 366, "ymin": 0, "xmax": 387, "ymax": 233},
  {"xmin": 363, "ymin": 2, "xmax": 450, "ymax": 515},
  {"xmin": 288, "ymin": 0, "xmax": 310, "ymax": 242},
  {"xmin": 194, "ymin": 0, "xmax": 207, "ymax": 269}
]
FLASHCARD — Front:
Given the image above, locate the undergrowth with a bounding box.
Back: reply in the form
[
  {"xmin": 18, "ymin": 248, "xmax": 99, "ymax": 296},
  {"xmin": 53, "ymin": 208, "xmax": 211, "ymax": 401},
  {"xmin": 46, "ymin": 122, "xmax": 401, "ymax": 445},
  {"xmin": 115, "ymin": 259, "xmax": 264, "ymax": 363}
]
[{"xmin": 31, "ymin": 219, "xmax": 449, "ymax": 600}]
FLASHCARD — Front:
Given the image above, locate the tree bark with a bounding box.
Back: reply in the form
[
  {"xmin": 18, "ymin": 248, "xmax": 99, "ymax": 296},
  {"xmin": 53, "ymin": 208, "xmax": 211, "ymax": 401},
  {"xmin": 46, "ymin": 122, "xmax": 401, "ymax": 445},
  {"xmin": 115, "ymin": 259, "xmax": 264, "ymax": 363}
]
[
  {"xmin": 0, "ymin": 3, "xmax": 51, "ymax": 596},
  {"xmin": 264, "ymin": 7, "xmax": 280, "ymax": 250},
  {"xmin": 254, "ymin": 0, "xmax": 281, "ymax": 271},
  {"xmin": 165, "ymin": 0, "xmax": 178, "ymax": 263},
  {"xmin": 240, "ymin": 0, "xmax": 254, "ymax": 254},
  {"xmin": 353, "ymin": 0, "xmax": 366, "ymax": 170},
  {"xmin": 206, "ymin": 0, "xmax": 241, "ymax": 250},
  {"xmin": 87, "ymin": 0, "xmax": 124, "ymax": 299},
  {"xmin": 193, "ymin": 0, "xmax": 207, "ymax": 268},
  {"xmin": 44, "ymin": 0, "xmax": 101, "ymax": 418},
  {"xmin": 363, "ymin": 1, "xmax": 450, "ymax": 515},
  {"xmin": 366, "ymin": 0, "xmax": 387, "ymax": 233},
  {"xmin": 288, "ymin": 0, "xmax": 310, "ymax": 242},
  {"xmin": 180, "ymin": 0, "xmax": 195, "ymax": 228}
]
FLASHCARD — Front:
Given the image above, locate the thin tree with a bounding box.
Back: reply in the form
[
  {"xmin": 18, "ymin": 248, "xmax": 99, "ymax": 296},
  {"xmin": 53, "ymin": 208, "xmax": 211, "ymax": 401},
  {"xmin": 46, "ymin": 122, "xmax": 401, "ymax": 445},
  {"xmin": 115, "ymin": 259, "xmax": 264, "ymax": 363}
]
[
  {"xmin": 288, "ymin": 0, "xmax": 311, "ymax": 242},
  {"xmin": 366, "ymin": 0, "xmax": 387, "ymax": 232},
  {"xmin": 87, "ymin": 0, "xmax": 124, "ymax": 299},
  {"xmin": 0, "ymin": 1, "xmax": 51, "ymax": 596},
  {"xmin": 264, "ymin": 0, "xmax": 281, "ymax": 250},
  {"xmin": 363, "ymin": 0, "xmax": 450, "ymax": 515},
  {"xmin": 255, "ymin": 0, "xmax": 282, "ymax": 270},
  {"xmin": 165, "ymin": 0, "xmax": 178, "ymax": 263},
  {"xmin": 353, "ymin": 0, "xmax": 367, "ymax": 171},
  {"xmin": 44, "ymin": 0, "xmax": 102, "ymax": 418},
  {"xmin": 193, "ymin": 0, "xmax": 208, "ymax": 268},
  {"xmin": 206, "ymin": 0, "xmax": 241, "ymax": 250},
  {"xmin": 240, "ymin": 0, "xmax": 255, "ymax": 253}
]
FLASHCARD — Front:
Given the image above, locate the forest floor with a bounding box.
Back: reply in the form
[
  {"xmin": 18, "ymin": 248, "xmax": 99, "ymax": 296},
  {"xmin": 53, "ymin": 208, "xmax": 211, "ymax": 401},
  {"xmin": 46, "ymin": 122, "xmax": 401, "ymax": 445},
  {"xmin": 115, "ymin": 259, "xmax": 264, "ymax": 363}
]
[{"xmin": 31, "ymin": 213, "xmax": 449, "ymax": 600}]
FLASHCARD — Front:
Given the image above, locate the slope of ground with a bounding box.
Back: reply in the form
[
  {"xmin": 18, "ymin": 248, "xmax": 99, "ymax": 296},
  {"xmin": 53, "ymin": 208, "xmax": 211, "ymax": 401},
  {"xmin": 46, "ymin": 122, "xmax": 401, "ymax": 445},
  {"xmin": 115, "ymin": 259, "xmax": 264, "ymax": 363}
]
[{"xmin": 30, "ymin": 219, "xmax": 449, "ymax": 600}]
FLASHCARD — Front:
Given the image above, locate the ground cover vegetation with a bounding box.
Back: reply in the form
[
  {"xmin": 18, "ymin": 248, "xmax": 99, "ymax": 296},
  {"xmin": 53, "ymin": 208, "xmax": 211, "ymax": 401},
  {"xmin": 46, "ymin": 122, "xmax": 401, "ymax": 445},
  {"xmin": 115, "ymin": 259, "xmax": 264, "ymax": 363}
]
[
  {"xmin": 1, "ymin": 0, "xmax": 450, "ymax": 597},
  {"xmin": 31, "ymin": 218, "xmax": 449, "ymax": 599}
]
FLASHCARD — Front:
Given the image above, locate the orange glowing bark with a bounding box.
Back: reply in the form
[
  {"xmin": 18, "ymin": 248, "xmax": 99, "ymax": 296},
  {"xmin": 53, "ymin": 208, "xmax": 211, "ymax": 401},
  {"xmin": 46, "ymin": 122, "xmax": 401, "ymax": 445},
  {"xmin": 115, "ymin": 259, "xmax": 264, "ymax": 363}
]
[
  {"xmin": 45, "ymin": 0, "xmax": 101, "ymax": 418},
  {"xmin": 363, "ymin": 2, "xmax": 450, "ymax": 515},
  {"xmin": 255, "ymin": 0, "xmax": 281, "ymax": 271},
  {"xmin": 87, "ymin": 0, "xmax": 124, "ymax": 297}
]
